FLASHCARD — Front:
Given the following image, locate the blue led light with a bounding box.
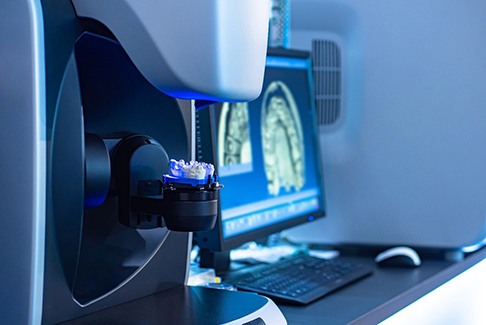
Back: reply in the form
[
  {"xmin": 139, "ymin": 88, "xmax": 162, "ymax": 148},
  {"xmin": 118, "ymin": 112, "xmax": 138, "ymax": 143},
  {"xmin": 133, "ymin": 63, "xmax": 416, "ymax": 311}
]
[
  {"xmin": 266, "ymin": 56, "xmax": 308, "ymax": 69},
  {"xmin": 164, "ymin": 174, "xmax": 213, "ymax": 187},
  {"xmin": 84, "ymin": 195, "xmax": 106, "ymax": 208}
]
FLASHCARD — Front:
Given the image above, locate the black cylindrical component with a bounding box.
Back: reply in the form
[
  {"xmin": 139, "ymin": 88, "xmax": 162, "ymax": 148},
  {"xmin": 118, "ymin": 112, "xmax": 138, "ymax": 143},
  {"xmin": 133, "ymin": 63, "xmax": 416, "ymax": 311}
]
[
  {"xmin": 112, "ymin": 134, "xmax": 169, "ymax": 228},
  {"xmin": 112, "ymin": 134, "xmax": 166, "ymax": 192},
  {"xmin": 84, "ymin": 133, "xmax": 111, "ymax": 207},
  {"xmin": 163, "ymin": 187, "xmax": 219, "ymax": 232}
]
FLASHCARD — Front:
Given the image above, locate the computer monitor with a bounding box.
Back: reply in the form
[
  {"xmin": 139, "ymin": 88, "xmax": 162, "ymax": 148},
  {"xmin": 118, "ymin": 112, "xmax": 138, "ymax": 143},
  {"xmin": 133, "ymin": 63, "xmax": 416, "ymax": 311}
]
[{"xmin": 195, "ymin": 48, "xmax": 325, "ymax": 268}]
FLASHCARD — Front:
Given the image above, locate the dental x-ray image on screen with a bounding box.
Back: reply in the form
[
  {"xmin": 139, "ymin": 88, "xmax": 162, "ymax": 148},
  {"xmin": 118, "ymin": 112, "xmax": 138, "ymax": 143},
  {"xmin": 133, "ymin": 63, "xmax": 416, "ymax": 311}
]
[
  {"xmin": 218, "ymin": 102, "xmax": 253, "ymax": 173},
  {"xmin": 261, "ymin": 80, "xmax": 305, "ymax": 196},
  {"xmin": 197, "ymin": 48, "xmax": 325, "ymax": 254},
  {"xmin": 218, "ymin": 80, "xmax": 305, "ymax": 197}
]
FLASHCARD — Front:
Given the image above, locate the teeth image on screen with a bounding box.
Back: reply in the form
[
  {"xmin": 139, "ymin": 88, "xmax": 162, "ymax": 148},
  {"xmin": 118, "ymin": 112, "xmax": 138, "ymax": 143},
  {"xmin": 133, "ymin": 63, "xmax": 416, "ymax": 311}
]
[
  {"xmin": 218, "ymin": 102, "xmax": 253, "ymax": 166},
  {"xmin": 261, "ymin": 81, "xmax": 305, "ymax": 196},
  {"xmin": 196, "ymin": 50, "xmax": 325, "ymax": 254}
]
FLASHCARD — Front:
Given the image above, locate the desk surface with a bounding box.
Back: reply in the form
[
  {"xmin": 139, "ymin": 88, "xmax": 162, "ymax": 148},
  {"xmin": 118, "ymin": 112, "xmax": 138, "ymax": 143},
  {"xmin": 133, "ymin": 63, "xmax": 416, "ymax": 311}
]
[
  {"xmin": 277, "ymin": 247, "xmax": 486, "ymax": 325},
  {"xmin": 62, "ymin": 246, "xmax": 486, "ymax": 324}
]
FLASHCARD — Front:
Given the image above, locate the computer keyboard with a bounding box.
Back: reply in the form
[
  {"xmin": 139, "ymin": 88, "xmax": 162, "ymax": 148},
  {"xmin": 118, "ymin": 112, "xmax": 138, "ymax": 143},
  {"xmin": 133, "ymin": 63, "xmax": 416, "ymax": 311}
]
[{"xmin": 226, "ymin": 254, "xmax": 373, "ymax": 304}]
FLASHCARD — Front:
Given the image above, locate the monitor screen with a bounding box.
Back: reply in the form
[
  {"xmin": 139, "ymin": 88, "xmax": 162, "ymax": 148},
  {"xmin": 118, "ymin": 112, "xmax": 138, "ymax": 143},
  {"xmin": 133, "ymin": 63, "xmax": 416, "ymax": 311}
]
[{"xmin": 196, "ymin": 48, "xmax": 325, "ymax": 255}]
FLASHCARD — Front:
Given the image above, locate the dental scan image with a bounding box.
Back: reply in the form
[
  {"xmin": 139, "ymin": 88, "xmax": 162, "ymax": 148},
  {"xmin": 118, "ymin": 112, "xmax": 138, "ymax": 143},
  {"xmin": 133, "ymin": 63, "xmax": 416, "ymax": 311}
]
[
  {"xmin": 261, "ymin": 81, "xmax": 305, "ymax": 196},
  {"xmin": 217, "ymin": 102, "xmax": 253, "ymax": 174},
  {"xmin": 208, "ymin": 51, "xmax": 322, "ymax": 239}
]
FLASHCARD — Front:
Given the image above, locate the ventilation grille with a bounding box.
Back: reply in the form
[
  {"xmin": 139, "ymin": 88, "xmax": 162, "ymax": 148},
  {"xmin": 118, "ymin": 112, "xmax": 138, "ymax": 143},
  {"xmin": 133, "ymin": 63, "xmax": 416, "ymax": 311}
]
[{"xmin": 312, "ymin": 40, "xmax": 342, "ymax": 126}]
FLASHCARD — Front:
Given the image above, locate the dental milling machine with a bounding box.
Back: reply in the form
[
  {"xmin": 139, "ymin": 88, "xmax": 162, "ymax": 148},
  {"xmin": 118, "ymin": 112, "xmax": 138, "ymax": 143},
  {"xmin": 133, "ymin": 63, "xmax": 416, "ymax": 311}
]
[{"xmin": 1, "ymin": 0, "xmax": 287, "ymax": 324}]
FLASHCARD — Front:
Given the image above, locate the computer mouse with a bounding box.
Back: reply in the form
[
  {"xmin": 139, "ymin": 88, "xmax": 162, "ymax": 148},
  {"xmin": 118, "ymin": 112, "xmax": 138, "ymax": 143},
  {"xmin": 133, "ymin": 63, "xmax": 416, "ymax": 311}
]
[{"xmin": 375, "ymin": 246, "xmax": 421, "ymax": 267}]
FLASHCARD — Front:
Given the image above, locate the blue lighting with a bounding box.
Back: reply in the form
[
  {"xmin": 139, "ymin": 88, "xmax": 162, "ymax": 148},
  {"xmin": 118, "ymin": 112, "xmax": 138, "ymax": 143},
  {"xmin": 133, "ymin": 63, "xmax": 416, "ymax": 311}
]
[
  {"xmin": 266, "ymin": 56, "xmax": 309, "ymax": 69},
  {"xmin": 84, "ymin": 195, "xmax": 106, "ymax": 208}
]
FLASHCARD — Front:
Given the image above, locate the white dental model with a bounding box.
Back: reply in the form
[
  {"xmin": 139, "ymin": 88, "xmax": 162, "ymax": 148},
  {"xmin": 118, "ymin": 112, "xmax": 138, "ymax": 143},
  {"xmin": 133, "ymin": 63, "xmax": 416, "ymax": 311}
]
[{"xmin": 170, "ymin": 159, "xmax": 215, "ymax": 180}]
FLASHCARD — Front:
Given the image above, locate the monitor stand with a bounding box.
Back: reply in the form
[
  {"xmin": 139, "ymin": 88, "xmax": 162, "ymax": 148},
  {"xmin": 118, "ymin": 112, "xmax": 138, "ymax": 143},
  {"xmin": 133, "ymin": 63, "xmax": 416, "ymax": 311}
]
[{"xmin": 199, "ymin": 249, "xmax": 232, "ymax": 272}]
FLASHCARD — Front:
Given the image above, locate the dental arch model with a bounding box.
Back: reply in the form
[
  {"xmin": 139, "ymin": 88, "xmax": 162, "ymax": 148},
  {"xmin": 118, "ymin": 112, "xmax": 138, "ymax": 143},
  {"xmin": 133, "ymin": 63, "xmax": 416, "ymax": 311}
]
[{"xmin": 169, "ymin": 159, "xmax": 215, "ymax": 181}]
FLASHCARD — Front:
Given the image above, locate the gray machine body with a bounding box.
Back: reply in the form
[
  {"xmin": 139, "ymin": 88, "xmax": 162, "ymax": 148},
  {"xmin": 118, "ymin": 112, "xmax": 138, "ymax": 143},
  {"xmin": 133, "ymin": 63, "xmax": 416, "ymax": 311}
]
[
  {"xmin": 286, "ymin": 0, "xmax": 486, "ymax": 251},
  {"xmin": 0, "ymin": 1, "xmax": 46, "ymax": 324},
  {"xmin": 1, "ymin": 1, "xmax": 191, "ymax": 323}
]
